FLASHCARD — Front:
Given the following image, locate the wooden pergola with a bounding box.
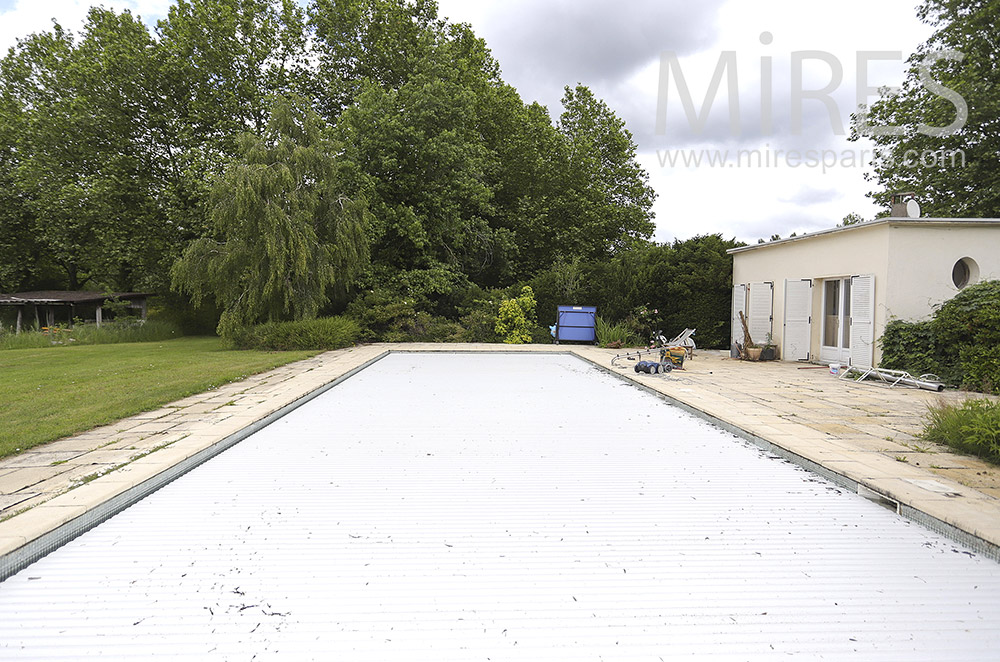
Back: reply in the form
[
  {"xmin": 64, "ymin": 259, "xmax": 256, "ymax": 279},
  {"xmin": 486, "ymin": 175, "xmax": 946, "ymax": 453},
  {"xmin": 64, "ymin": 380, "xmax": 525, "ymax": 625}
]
[{"xmin": 0, "ymin": 291, "xmax": 151, "ymax": 334}]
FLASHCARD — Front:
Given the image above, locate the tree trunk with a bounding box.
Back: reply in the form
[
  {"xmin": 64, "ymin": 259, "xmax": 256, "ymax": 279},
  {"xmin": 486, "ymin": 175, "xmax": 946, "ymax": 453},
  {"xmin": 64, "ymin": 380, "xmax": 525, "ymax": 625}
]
[{"xmin": 66, "ymin": 264, "xmax": 79, "ymax": 290}]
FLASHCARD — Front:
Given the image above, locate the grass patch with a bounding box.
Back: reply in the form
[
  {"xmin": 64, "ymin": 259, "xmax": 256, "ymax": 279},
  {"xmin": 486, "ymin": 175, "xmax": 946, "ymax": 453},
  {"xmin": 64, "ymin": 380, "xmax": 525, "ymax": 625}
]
[
  {"xmin": 899, "ymin": 441, "xmax": 934, "ymax": 453},
  {"xmin": 0, "ymin": 337, "xmax": 318, "ymax": 459},
  {"xmin": 0, "ymin": 320, "xmax": 181, "ymax": 350},
  {"xmin": 921, "ymin": 398, "xmax": 1000, "ymax": 465}
]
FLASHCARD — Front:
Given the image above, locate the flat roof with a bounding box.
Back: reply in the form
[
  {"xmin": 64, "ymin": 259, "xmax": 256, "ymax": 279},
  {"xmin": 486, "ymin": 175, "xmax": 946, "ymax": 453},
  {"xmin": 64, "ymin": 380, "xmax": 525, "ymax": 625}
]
[
  {"xmin": 2, "ymin": 353, "xmax": 998, "ymax": 658},
  {"xmin": 728, "ymin": 217, "xmax": 1000, "ymax": 255},
  {"xmin": 0, "ymin": 291, "xmax": 150, "ymax": 305}
]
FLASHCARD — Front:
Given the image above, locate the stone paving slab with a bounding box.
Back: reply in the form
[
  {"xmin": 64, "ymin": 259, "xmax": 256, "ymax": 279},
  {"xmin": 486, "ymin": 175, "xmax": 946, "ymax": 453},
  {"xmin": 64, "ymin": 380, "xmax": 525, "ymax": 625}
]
[
  {"xmin": 0, "ymin": 494, "xmax": 37, "ymax": 511},
  {"xmin": 0, "ymin": 451, "xmax": 84, "ymax": 469},
  {"xmin": 2, "ymin": 342, "xmax": 999, "ymax": 567},
  {"xmin": 573, "ymin": 345, "xmax": 1000, "ymax": 550},
  {"xmin": 0, "ymin": 466, "xmax": 75, "ymax": 494}
]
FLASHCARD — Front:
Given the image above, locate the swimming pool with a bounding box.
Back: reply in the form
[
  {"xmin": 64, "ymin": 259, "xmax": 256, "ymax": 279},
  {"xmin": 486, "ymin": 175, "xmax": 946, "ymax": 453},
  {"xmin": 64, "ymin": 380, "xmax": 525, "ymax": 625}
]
[{"xmin": 1, "ymin": 353, "xmax": 998, "ymax": 659}]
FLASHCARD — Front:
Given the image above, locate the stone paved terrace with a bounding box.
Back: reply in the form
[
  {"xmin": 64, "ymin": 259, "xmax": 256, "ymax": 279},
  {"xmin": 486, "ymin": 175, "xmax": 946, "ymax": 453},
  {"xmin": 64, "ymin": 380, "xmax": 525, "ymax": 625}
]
[{"xmin": 2, "ymin": 343, "xmax": 999, "ymax": 571}]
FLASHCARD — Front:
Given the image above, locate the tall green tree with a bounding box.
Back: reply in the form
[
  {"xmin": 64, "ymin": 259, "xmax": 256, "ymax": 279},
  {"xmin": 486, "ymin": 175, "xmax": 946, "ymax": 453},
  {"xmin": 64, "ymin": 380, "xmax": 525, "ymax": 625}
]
[
  {"xmin": 0, "ymin": 35, "xmax": 41, "ymax": 291},
  {"xmin": 556, "ymin": 85, "xmax": 657, "ymax": 255},
  {"xmin": 156, "ymin": 0, "xmax": 313, "ymax": 141},
  {"xmin": 332, "ymin": 25, "xmax": 658, "ymax": 289},
  {"xmin": 171, "ymin": 96, "xmax": 370, "ymax": 335},
  {"xmin": 332, "ymin": 11, "xmax": 520, "ymax": 296},
  {"xmin": 0, "ymin": 1, "xmax": 319, "ymax": 293},
  {"xmin": 336, "ymin": 58, "xmax": 494, "ymax": 275},
  {"xmin": 309, "ymin": 0, "xmax": 441, "ymax": 114},
  {"xmin": 482, "ymin": 95, "xmax": 574, "ymax": 279},
  {"xmin": 511, "ymin": 86, "xmax": 657, "ymax": 279},
  {"xmin": 853, "ymin": 0, "xmax": 999, "ymax": 216},
  {"xmin": 152, "ymin": 0, "xmax": 316, "ymax": 247},
  {"xmin": 0, "ymin": 10, "xmax": 166, "ymax": 290}
]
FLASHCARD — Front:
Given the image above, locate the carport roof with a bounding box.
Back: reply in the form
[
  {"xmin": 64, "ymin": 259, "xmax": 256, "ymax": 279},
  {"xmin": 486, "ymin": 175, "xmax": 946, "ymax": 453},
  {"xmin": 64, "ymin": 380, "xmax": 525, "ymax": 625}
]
[{"xmin": 0, "ymin": 291, "xmax": 150, "ymax": 305}]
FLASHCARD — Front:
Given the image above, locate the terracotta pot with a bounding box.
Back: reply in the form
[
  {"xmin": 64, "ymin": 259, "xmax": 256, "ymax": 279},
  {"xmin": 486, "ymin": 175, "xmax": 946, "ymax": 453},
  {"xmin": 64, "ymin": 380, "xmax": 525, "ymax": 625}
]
[{"xmin": 746, "ymin": 346, "xmax": 762, "ymax": 361}]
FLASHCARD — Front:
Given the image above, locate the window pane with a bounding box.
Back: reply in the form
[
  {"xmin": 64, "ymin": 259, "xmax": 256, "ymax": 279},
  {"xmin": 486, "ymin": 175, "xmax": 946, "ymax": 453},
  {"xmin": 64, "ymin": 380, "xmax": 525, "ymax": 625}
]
[
  {"xmin": 842, "ymin": 279, "xmax": 852, "ymax": 348},
  {"xmin": 825, "ymin": 281, "xmax": 839, "ymax": 316},
  {"xmin": 823, "ymin": 280, "xmax": 840, "ymax": 346}
]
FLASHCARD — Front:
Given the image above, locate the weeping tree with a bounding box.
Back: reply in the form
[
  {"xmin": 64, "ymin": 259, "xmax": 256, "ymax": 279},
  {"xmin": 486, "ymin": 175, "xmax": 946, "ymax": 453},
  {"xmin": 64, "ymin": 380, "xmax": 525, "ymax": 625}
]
[{"xmin": 171, "ymin": 94, "xmax": 370, "ymax": 336}]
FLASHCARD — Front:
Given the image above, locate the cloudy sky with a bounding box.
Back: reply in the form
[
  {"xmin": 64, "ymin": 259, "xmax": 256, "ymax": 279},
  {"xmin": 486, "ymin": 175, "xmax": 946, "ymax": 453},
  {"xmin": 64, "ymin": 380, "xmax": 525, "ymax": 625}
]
[{"xmin": 0, "ymin": 0, "xmax": 934, "ymax": 243}]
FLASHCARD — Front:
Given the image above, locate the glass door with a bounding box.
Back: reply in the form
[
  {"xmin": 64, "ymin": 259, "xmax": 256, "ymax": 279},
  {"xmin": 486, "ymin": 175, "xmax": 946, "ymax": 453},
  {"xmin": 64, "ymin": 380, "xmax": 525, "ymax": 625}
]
[{"xmin": 820, "ymin": 278, "xmax": 851, "ymax": 364}]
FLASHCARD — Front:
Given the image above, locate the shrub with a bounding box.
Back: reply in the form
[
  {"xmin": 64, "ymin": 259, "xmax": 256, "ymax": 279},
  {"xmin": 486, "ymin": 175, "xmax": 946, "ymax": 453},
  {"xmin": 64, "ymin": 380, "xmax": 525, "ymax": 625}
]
[
  {"xmin": 922, "ymin": 398, "xmax": 1000, "ymax": 465},
  {"xmin": 343, "ymin": 290, "xmax": 467, "ymax": 343},
  {"xmin": 529, "ymin": 258, "xmax": 589, "ymax": 327},
  {"xmin": 959, "ymin": 346, "xmax": 1000, "ymax": 394},
  {"xmin": 343, "ymin": 267, "xmax": 485, "ymax": 342},
  {"xmin": 415, "ymin": 316, "xmax": 466, "ymax": 343},
  {"xmin": 380, "ymin": 311, "xmax": 464, "ymax": 343},
  {"xmin": 458, "ymin": 303, "xmax": 500, "ymax": 343},
  {"xmin": 495, "ymin": 286, "xmax": 537, "ymax": 344},
  {"xmin": 933, "ymin": 280, "xmax": 1000, "ymax": 351},
  {"xmin": 596, "ymin": 316, "xmax": 641, "ymax": 348},
  {"xmin": 878, "ymin": 280, "xmax": 1000, "ymax": 391},
  {"xmin": 625, "ymin": 305, "xmax": 660, "ymax": 343},
  {"xmin": 343, "ymin": 288, "xmax": 421, "ymax": 342},
  {"xmin": 934, "ymin": 280, "xmax": 1000, "ymax": 390},
  {"xmin": 879, "ymin": 319, "xmax": 942, "ymax": 377},
  {"xmin": 530, "ymin": 324, "xmax": 553, "ymax": 343},
  {"xmin": 226, "ymin": 316, "xmax": 360, "ymax": 351}
]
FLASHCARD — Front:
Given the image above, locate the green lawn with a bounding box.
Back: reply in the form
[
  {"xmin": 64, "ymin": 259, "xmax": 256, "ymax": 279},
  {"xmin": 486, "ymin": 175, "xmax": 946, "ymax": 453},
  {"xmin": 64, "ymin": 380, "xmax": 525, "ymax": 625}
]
[{"xmin": 0, "ymin": 337, "xmax": 319, "ymax": 459}]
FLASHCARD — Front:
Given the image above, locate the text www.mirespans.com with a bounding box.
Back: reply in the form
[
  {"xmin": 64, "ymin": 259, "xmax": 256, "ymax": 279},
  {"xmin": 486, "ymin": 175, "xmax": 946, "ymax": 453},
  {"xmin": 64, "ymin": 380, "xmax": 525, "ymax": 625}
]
[{"xmin": 655, "ymin": 147, "xmax": 966, "ymax": 173}]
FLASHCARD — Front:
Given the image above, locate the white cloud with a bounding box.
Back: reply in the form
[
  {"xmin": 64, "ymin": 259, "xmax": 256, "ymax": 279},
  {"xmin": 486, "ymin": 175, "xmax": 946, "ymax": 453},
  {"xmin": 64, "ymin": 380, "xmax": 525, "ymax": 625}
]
[
  {"xmin": 779, "ymin": 185, "xmax": 840, "ymax": 206},
  {"xmin": 0, "ymin": 0, "xmax": 171, "ymax": 54},
  {"xmin": 442, "ymin": 0, "xmax": 935, "ymax": 244}
]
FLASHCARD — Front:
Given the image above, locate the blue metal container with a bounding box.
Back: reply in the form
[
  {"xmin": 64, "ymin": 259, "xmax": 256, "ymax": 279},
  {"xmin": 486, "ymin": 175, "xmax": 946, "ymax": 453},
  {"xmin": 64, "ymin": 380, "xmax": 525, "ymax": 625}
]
[{"xmin": 555, "ymin": 305, "xmax": 597, "ymax": 343}]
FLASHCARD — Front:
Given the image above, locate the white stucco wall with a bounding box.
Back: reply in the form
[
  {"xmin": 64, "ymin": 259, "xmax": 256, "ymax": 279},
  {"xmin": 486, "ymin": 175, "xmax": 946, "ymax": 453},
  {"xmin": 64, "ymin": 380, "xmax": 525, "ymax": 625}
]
[
  {"xmin": 731, "ymin": 223, "xmax": 891, "ymax": 363},
  {"xmin": 885, "ymin": 223, "xmax": 1000, "ymax": 322},
  {"xmin": 730, "ymin": 219, "xmax": 1000, "ymax": 366}
]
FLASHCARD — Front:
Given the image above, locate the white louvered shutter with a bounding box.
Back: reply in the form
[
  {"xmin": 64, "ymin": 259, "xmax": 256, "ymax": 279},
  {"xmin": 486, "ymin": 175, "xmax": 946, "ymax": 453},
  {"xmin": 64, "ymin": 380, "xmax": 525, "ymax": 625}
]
[
  {"xmin": 731, "ymin": 284, "xmax": 746, "ymax": 346},
  {"xmin": 747, "ymin": 282, "xmax": 773, "ymax": 347},
  {"xmin": 849, "ymin": 274, "xmax": 875, "ymax": 368},
  {"xmin": 783, "ymin": 279, "xmax": 812, "ymax": 361}
]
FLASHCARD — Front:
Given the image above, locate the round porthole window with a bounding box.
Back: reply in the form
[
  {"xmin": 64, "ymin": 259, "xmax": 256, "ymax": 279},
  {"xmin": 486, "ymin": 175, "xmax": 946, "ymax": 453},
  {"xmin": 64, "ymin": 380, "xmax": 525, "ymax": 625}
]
[{"xmin": 951, "ymin": 257, "xmax": 979, "ymax": 289}]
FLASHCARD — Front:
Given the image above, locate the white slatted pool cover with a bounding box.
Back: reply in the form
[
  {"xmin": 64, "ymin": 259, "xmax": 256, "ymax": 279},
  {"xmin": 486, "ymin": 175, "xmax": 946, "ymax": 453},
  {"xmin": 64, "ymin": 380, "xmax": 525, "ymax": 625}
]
[{"xmin": 1, "ymin": 353, "xmax": 999, "ymax": 660}]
